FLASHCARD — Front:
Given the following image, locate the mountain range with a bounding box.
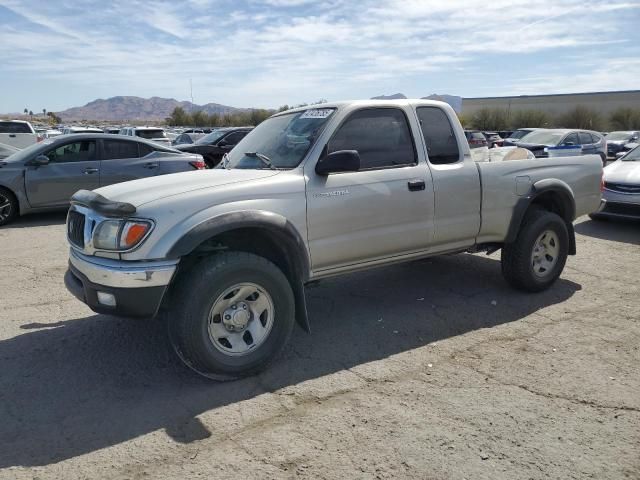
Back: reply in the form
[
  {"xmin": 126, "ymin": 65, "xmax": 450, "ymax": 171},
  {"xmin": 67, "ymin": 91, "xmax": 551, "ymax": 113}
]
[
  {"xmin": 4, "ymin": 93, "xmax": 463, "ymax": 122},
  {"xmin": 56, "ymin": 96, "xmax": 242, "ymax": 121}
]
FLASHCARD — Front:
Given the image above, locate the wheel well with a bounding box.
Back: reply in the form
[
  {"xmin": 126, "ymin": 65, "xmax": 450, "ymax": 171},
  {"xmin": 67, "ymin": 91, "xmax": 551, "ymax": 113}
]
[
  {"xmin": 0, "ymin": 185, "xmax": 19, "ymax": 209},
  {"xmin": 174, "ymin": 226, "xmax": 306, "ymax": 299},
  {"xmin": 530, "ymin": 191, "xmax": 572, "ymax": 223}
]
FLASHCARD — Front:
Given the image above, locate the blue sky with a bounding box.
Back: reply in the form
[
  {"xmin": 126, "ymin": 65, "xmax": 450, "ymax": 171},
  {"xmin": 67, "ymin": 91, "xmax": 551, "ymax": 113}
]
[{"xmin": 1, "ymin": 0, "xmax": 639, "ymax": 113}]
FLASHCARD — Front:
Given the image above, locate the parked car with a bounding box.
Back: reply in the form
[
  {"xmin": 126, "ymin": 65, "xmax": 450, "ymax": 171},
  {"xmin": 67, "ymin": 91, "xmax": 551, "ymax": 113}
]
[
  {"xmin": 0, "ymin": 134, "xmax": 205, "ymax": 226},
  {"xmin": 517, "ymin": 129, "xmax": 607, "ymax": 164},
  {"xmin": 40, "ymin": 129, "xmax": 63, "ymax": 141},
  {"xmin": 103, "ymin": 128, "xmax": 121, "ymax": 135},
  {"xmin": 61, "ymin": 127, "xmax": 104, "ymax": 135},
  {"xmin": 464, "ymin": 130, "xmax": 488, "ymax": 148},
  {"xmin": 172, "ymin": 132, "xmax": 206, "ymax": 146},
  {"xmin": 182, "ymin": 128, "xmax": 214, "ymax": 134},
  {"xmin": 605, "ymin": 131, "xmax": 640, "ymax": 158},
  {"xmin": 0, "ymin": 142, "xmax": 19, "ymax": 159},
  {"xmin": 120, "ymin": 127, "xmax": 171, "ymax": 146},
  {"xmin": 482, "ymin": 131, "xmax": 504, "ymax": 148},
  {"xmin": 502, "ymin": 128, "xmax": 541, "ymax": 146},
  {"xmin": 173, "ymin": 127, "xmax": 253, "ymax": 167},
  {"xmin": 0, "ymin": 120, "xmax": 38, "ymax": 149},
  {"xmin": 63, "ymin": 99, "xmax": 601, "ymax": 380},
  {"xmin": 591, "ymin": 145, "xmax": 640, "ymax": 220}
]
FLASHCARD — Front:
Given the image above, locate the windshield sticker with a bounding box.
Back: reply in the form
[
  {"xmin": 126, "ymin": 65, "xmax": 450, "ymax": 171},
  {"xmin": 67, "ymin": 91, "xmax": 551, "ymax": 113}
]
[{"xmin": 300, "ymin": 109, "xmax": 333, "ymax": 119}]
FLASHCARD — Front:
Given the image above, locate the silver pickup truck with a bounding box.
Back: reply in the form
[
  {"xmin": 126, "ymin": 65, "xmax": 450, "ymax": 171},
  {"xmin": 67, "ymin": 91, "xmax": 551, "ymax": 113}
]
[{"xmin": 64, "ymin": 99, "xmax": 602, "ymax": 380}]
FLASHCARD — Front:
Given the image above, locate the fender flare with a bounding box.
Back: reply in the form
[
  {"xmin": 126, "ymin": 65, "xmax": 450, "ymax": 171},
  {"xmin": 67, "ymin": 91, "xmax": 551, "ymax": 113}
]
[
  {"xmin": 167, "ymin": 210, "xmax": 311, "ymax": 332},
  {"xmin": 505, "ymin": 179, "xmax": 577, "ymax": 255}
]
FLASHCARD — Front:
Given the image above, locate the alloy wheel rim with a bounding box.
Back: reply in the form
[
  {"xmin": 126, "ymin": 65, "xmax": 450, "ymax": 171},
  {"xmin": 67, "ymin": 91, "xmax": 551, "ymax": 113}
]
[
  {"xmin": 531, "ymin": 230, "xmax": 560, "ymax": 278},
  {"xmin": 0, "ymin": 194, "xmax": 12, "ymax": 221},
  {"xmin": 207, "ymin": 282, "xmax": 275, "ymax": 356}
]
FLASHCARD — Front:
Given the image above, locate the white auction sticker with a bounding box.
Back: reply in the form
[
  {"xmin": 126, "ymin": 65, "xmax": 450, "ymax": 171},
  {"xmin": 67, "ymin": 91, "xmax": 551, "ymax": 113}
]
[{"xmin": 300, "ymin": 109, "xmax": 333, "ymax": 119}]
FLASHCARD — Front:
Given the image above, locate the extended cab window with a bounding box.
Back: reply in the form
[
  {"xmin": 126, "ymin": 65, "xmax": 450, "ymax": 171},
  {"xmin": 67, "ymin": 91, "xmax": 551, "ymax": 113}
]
[
  {"xmin": 46, "ymin": 141, "xmax": 96, "ymax": 163},
  {"xmin": 416, "ymin": 107, "xmax": 460, "ymax": 164},
  {"xmin": 103, "ymin": 139, "xmax": 140, "ymax": 159},
  {"xmin": 328, "ymin": 108, "xmax": 416, "ymax": 170}
]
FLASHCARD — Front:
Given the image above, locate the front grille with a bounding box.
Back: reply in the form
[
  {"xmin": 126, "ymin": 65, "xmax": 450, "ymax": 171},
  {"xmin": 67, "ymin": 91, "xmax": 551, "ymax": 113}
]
[
  {"xmin": 67, "ymin": 211, "xmax": 85, "ymax": 248},
  {"xmin": 605, "ymin": 182, "xmax": 640, "ymax": 194},
  {"xmin": 602, "ymin": 202, "xmax": 640, "ymax": 217}
]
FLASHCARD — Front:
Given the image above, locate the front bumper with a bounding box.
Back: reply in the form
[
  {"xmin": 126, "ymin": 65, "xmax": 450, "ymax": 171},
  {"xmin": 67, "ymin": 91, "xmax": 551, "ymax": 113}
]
[
  {"xmin": 65, "ymin": 249, "xmax": 179, "ymax": 318},
  {"xmin": 592, "ymin": 199, "xmax": 640, "ymax": 220}
]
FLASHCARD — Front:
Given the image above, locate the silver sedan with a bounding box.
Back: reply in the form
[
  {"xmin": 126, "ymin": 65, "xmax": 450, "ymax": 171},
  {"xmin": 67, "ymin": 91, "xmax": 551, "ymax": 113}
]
[
  {"xmin": 591, "ymin": 145, "xmax": 640, "ymax": 220},
  {"xmin": 0, "ymin": 134, "xmax": 205, "ymax": 226}
]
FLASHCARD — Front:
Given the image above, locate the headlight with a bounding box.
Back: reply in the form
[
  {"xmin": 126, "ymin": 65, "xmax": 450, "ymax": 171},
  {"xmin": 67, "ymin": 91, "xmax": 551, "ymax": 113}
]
[{"xmin": 92, "ymin": 219, "xmax": 153, "ymax": 251}]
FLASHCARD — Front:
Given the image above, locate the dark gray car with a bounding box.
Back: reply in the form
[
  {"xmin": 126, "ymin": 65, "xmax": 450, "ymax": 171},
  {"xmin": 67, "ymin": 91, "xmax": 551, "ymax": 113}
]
[{"xmin": 0, "ymin": 134, "xmax": 205, "ymax": 226}]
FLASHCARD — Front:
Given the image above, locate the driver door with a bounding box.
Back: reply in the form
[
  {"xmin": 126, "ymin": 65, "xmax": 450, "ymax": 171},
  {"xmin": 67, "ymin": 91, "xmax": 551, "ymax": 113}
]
[{"xmin": 25, "ymin": 139, "xmax": 99, "ymax": 207}]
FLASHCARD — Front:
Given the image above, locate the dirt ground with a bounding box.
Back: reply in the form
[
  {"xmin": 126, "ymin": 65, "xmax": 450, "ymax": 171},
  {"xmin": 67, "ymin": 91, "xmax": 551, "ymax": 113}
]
[{"xmin": 0, "ymin": 212, "xmax": 638, "ymax": 480}]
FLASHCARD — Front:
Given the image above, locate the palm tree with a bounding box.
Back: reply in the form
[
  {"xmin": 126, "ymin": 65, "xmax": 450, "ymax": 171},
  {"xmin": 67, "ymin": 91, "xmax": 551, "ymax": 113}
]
[
  {"xmin": 23, "ymin": 108, "xmax": 28, "ymax": 116},
  {"xmin": 28, "ymin": 110, "xmax": 33, "ymax": 120},
  {"xmin": 42, "ymin": 108, "xmax": 46, "ymax": 117}
]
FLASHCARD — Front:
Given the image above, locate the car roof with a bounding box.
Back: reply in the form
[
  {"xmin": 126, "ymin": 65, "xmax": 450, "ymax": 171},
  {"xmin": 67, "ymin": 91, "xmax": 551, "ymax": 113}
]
[{"xmin": 273, "ymin": 99, "xmax": 454, "ymax": 117}]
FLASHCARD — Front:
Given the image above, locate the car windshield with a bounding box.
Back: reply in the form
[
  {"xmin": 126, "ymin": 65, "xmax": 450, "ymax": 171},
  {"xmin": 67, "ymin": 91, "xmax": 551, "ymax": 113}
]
[
  {"xmin": 224, "ymin": 108, "xmax": 336, "ymax": 169},
  {"xmin": 510, "ymin": 130, "xmax": 531, "ymax": 140},
  {"xmin": 607, "ymin": 132, "xmax": 633, "ymax": 141},
  {"xmin": 135, "ymin": 129, "xmax": 167, "ymax": 139},
  {"xmin": 195, "ymin": 130, "xmax": 226, "ymax": 145},
  {"xmin": 519, "ymin": 130, "xmax": 565, "ymax": 145},
  {"xmin": 622, "ymin": 146, "xmax": 640, "ymax": 161}
]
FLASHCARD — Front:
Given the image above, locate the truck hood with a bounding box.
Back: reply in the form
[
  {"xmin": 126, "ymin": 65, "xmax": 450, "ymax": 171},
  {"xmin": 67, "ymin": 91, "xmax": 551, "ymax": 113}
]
[
  {"xmin": 95, "ymin": 169, "xmax": 281, "ymax": 207},
  {"xmin": 604, "ymin": 160, "xmax": 640, "ymax": 184}
]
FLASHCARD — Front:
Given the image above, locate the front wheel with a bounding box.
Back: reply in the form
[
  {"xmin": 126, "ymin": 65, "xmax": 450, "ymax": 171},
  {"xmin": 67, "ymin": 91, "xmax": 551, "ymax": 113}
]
[
  {"xmin": 0, "ymin": 187, "xmax": 18, "ymax": 227},
  {"xmin": 168, "ymin": 251, "xmax": 295, "ymax": 380},
  {"xmin": 501, "ymin": 209, "xmax": 569, "ymax": 292}
]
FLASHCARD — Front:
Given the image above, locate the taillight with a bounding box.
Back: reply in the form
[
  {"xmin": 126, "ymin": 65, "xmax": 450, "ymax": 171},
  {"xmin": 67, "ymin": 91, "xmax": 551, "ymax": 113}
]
[
  {"xmin": 190, "ymin": 160, "xmax": 206, "ymax": 170},
  {"xmin": 600, "ymin": 171, "xmax": 605, "ymax": 192}
]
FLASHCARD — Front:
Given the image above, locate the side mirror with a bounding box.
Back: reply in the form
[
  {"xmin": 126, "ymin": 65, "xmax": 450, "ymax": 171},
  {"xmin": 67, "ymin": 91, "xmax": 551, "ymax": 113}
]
[
  {"xmin": 315, "ymin": 150, "xmax": 361, "ymax": 175},
  {"xmin": 27, "ymin": 154, "xmax": 50, "ymax": 166}
]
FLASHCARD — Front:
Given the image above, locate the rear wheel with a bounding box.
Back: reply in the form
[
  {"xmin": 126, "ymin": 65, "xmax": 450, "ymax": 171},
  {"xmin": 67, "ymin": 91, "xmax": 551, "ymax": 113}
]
[
  {"xmin": 168, "ymin": 251, "xmax": 295, "ymax": 380},
  {"xmin": 0, "ymin": 187, "xmax": 18, "ymax": 227},
  {"xmin": 501, "ymin": 209, "xmax": 569, "ymax": 292}
]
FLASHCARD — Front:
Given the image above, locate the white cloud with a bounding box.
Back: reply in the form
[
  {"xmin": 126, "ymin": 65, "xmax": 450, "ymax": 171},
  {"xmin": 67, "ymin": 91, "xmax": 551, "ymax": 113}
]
[{"xmin": 0, "ymin": 0, "xmax": 638, "ymax": 110}]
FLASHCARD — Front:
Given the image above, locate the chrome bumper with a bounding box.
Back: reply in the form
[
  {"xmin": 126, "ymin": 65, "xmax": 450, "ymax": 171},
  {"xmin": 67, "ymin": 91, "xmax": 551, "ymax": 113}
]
[{"xmin": 69, "ymin": 248, "xmax": 178, "ymax": 288}]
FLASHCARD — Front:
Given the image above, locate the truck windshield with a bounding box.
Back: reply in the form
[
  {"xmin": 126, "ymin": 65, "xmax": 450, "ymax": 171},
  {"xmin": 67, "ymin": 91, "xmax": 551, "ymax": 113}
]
[{"xmin": 223, "ymin": 108, "xmax": 335, "ymax": 169}]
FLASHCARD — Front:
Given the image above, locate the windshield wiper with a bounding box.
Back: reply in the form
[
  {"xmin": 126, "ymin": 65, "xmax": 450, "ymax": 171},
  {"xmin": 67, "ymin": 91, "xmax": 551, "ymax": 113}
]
[{"xmin": 245, "ymin": 152, "xmax": 276, "ymax": 170}]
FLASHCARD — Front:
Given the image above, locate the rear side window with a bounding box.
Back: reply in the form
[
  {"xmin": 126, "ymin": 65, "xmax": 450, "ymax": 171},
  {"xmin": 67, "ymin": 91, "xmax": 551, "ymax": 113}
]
[
  {"xmin": 103, "ymin": 139, "xmax": 140, "ymax": 159},
  {"xmin": 138, "ymin": 143, "xmax": 155, "ymax": 157},
  {"xmin": 589, "ymin": 133, "xmax": 601, "ymax": 143},
  {"xmin": 0, "ymin": 122, "xmax": 32, "ymax": 134},
  {"xmin": 417, "ymin": 107, "xmax": 460, "ymax": 164},
  {"xmin": 328, "ymin": 108, "xmax": 416, "ymax": 170},
  {"xmin": 579, "ymin": 132, "xmax": 592, "ymax": 145}
]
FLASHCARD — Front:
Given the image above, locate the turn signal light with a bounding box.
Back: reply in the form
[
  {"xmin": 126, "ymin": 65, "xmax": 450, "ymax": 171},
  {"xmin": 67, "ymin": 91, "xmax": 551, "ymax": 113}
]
[{"xmin": 120, "ymin": 221, "xmax": 151, "ymax": 249}]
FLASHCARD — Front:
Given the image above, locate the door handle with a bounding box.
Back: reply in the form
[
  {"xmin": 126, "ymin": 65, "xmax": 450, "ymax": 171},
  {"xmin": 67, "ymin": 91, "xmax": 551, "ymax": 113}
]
[
  {"xmin": 408, "ymin": 179, "xmax": 426, "ymax": 191},
  {"xmin": 144, "ymin": 162, "xmax": 159, "ymax": 169},
  {"xmin": 84, "ymin": 167, "xmax": 99, "ymax": 174},
  {"xmin": 9, "ymin": 134, "xmax": 16, "ymax": 138}
]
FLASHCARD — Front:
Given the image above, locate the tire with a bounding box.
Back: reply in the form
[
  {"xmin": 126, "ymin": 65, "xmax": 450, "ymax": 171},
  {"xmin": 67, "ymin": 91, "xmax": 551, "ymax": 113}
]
[
  {"xmin": 168, "ymin": 251, "xmax": 295, "ymax": 380},
  {"xmin": 0, "ymin": 187, "xmax": 18, "ymax": 227},
  {"xmin": 501, "ymin": 209, "xmax": 569, "ymax": 292}
]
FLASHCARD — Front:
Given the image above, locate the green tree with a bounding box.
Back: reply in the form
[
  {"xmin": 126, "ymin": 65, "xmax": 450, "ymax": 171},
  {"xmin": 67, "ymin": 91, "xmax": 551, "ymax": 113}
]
[
  {"xmin": 510, "ymin": 110, "xmax": 550, "ymax": 129},
  {"xmin": 167, "ymin": 106, "xmax": 190, "ymax": 126},
  {"xmin": 471, "ymin": 108, "xmax": 509, "ymax": 130},
  {"xmin": 559, "ymin": 106, "xmax": 603, "ymax": 131},
  {"xmin": 23, "ymin": 108, "xmax": 28, "ymax": 115},
  {"xmin": 609, "ymin": 108, "xmax": 640, "ymax": 130},
  {"xmin": 191, "ymin": 109, "xmax": 207, "ymax": 127},
  {"xmin": 42, "ymin": 108, "xmax": 47, "ymax": 117}
]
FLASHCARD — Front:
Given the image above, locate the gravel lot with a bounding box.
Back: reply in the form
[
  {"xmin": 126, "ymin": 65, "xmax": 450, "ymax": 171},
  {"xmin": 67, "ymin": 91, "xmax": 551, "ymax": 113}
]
[{"xmin": 0, "ymin": 213, "xmax": 638, "ymax": 480}]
